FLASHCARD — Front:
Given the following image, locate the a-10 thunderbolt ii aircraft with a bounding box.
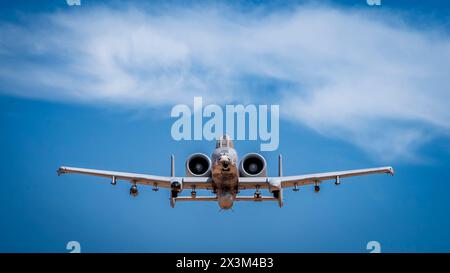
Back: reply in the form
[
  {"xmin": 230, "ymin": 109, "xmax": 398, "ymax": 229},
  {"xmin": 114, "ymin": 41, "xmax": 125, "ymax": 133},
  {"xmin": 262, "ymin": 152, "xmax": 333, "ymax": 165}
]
[{"xmin": 57, "ymin": 135, "xmax": 394, "ymax": 210}]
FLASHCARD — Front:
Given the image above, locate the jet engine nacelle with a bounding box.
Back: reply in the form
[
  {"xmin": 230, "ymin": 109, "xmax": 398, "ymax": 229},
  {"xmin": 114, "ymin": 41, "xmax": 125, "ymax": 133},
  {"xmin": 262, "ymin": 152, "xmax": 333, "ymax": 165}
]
[
  {"xmin": 239, "ymin": 153, "xmax": 267, "ymax": 177},
  {"xmin": 186, "ymin": 153, "xmax": 212, "ymax": 177}
]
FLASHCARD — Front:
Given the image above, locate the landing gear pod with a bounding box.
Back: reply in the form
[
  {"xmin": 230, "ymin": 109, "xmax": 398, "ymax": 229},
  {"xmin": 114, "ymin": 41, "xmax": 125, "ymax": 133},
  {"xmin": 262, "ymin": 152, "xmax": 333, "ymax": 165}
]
[
  {"xmin": 170, "ymin": 179, "xmax": 183, "ymax": 197},
  {"xmin": 169, "ymin": 179, "xmax": 182, "ymax": 208},
  {"xmin": 268, "ymin": 178, "xmax": 283, "ymax": 207}
]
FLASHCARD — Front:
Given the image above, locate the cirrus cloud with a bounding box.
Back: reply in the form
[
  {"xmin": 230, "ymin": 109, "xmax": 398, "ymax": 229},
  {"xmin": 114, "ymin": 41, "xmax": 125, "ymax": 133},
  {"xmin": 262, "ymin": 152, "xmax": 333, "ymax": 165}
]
[{"xmin": 0, "ymin": 4, "xmax": 449, "ymax": 162}]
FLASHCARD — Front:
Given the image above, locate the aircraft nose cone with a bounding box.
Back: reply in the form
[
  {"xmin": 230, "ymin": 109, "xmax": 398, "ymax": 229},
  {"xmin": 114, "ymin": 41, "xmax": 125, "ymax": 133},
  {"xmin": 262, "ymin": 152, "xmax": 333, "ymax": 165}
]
[{"xmin": 219, "ymin": 155, "xmax": 231, "ymax": 169}]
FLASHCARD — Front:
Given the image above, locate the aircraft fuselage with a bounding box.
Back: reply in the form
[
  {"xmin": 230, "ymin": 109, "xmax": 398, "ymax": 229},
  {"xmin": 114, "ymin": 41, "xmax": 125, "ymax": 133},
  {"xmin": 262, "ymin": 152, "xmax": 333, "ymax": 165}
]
[{"xmin": 211, "ymin": 140, "xmax": 239, "ymax": 209}]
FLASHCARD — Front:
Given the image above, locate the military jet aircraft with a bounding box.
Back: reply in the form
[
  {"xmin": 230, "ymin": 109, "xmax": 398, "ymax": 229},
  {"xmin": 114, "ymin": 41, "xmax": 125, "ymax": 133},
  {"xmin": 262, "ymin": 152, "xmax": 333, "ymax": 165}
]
[{"xmin": 57, "ymin": 135, "xmax": 394, "ymax": 210}]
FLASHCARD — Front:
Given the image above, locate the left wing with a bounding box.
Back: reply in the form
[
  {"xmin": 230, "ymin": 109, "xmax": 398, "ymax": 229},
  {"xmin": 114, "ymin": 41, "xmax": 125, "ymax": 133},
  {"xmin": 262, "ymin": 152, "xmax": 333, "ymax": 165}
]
[
  {"xmin": 57, "ymin": 166, "xmax": 213, "ymax": 189},
  {"xmin": 279, "ymin": 166, "xmax": 394, "ymax": 188},
  {"xmin": 238, "ymin": 166, "xmax": 394, "ymax": 189}
]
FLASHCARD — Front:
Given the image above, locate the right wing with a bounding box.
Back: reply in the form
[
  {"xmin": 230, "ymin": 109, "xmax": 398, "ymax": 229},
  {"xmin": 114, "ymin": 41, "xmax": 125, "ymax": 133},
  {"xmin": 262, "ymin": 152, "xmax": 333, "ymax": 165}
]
[{"xmin": 57, "ymin": 166, "xmax": 213, "ymax": 189}]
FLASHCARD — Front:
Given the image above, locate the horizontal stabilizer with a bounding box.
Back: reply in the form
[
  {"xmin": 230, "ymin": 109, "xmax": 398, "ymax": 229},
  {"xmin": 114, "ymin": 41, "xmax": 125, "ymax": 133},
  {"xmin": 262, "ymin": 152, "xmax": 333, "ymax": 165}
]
[
  {"xmin": 175, "ymin": 196, "xmax": 217, "ymax": 202},
  {"xmin": 174, "ymin": 196, "xmax": 277, "ymax": 202},
  {"xmin": 235, "ymin": 196, "xmax": 277, "ymax": 202}
]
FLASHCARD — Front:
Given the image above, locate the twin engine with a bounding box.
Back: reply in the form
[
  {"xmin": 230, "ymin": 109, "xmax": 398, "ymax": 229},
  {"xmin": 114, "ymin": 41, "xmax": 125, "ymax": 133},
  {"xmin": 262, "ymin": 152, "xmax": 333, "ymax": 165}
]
[
  {"xmin": 183, "ymin": 152, "xmax": 280, "ymax": 198},
  {"xmin": 185, "ymin": 152, "xmax": 267, "ymax": 178}
]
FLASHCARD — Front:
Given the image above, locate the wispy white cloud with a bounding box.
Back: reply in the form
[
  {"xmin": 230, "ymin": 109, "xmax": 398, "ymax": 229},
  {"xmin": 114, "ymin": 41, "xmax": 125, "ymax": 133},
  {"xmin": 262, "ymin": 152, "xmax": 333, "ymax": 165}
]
[{"xmin": 0, "ymin": 5, "xmax": 449, "ymax": 161}]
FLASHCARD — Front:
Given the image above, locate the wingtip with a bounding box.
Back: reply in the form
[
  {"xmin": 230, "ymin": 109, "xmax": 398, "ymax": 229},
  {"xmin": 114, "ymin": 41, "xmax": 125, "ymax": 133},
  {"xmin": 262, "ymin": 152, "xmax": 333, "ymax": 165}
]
[
  {"xmin": 388, "ymin": 167, "xmax": 395, "ymax": 176},
  {"xmin": 56, "ymin": 167, "xmax": 65, "ymax": 176}
]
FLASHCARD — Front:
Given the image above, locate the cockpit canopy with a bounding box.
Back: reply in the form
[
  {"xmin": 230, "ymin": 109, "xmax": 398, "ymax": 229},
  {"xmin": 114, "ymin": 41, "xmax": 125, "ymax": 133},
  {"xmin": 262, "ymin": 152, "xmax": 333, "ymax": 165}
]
[{"xmin": 216, "ymin": 135, "xmax": 234, "ymax": 148}]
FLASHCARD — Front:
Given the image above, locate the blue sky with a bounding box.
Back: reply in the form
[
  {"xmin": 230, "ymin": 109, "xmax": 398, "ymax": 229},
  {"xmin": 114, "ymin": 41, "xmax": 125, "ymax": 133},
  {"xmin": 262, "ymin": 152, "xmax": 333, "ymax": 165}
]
[{"xmin": 1, "ymin": 0, "xmax": 450, "ymax": 252}]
